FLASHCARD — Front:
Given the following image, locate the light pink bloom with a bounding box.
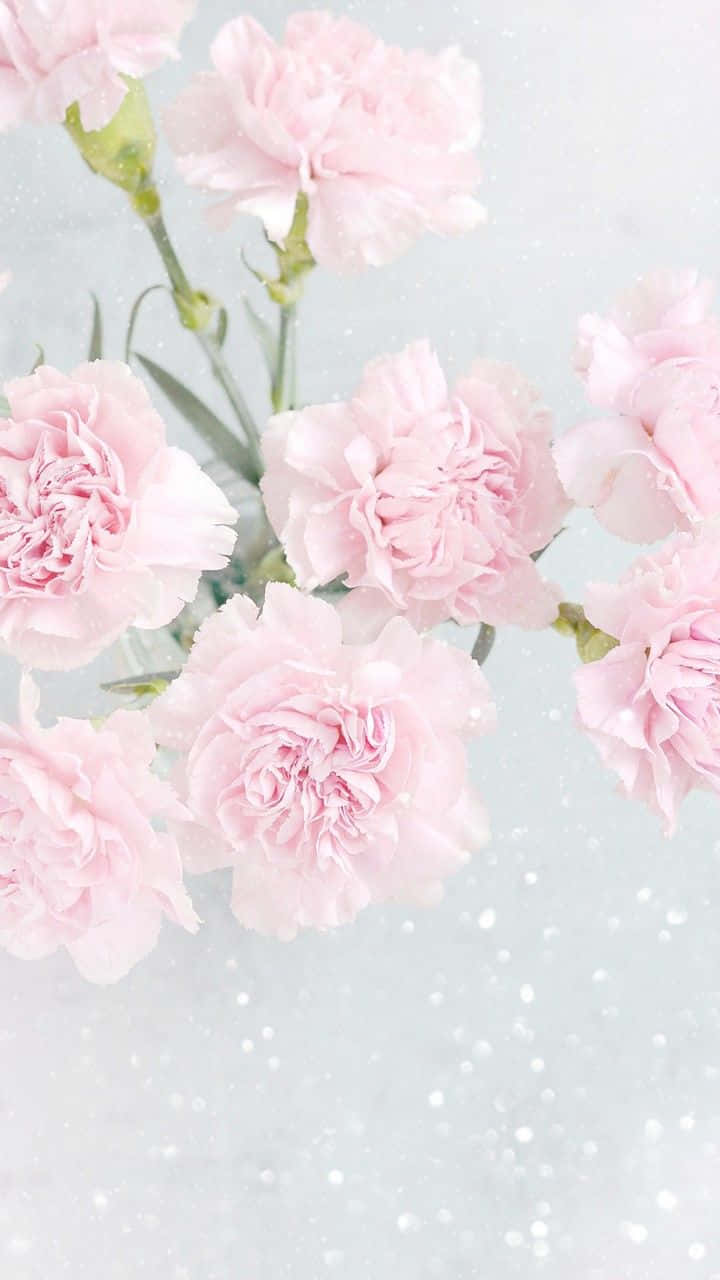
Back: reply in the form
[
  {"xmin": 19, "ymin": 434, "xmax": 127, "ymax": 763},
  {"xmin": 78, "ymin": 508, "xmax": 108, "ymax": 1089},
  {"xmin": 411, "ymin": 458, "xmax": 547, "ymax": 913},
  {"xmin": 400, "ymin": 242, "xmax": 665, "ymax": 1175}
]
[
  {"xmin": 0, "ymin": 675, "xmax": 197, "ymax": 982},
  {"xmin": 556, "ymin": 270, "xmax": 720, "ymax": 542},
  {"xmin": 0, "ymin": 0, "xmax": 195, "ymax": 131},
  {"xmin": 575, "ymin": 531, "xmax": 720, "ymax": 832},
  {"xmin": 151, "ymin": 584, "xmax": 495, "ymax": 939},
  {"xmin": 0, "ymin": 361, "xmax": 237, "ymax": 670},
  {"xmin": 262, "ymin": 342, "xmax": 568, "ymax": 634},
  {"xmin": 164, "ymin": 11, "xmax": 484, "ymax": 272},
  {"xmin": 0, "ymin": 269, "xmax": 9, "ymax": 292}
]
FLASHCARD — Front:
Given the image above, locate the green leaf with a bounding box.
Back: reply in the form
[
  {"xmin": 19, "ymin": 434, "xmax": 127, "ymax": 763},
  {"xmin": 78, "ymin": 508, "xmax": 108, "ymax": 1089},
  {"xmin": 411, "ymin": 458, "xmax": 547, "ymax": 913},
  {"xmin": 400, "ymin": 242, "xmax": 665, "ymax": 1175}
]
[
  {"xmin": 124, "ymin": 284, "xmax": 168, "ymax": 363},
  {"xmin": 471, "ymin": 623, "xmax": 496, "ymax": 667},
  {"xmin": 101, "ymin": 670, "xmax": 180, "ymax": 699},
  {"xmin": 531, "ymin": 527, "xmax": 566, "ymax": 562},
  {"xmin": 215, "ymin": 306, "xmax": 228, "ymax": 348},
  {"xmin": 134, "ymin": 351, "xmax": 256, "ymax": 481},
  {"xmin": 242, "ymin": 297, "xmax": 277, "ymax": 379},
  {"xmin": 30, "ymin": 344, "xmax": 45, "ymax": 372},
  {"xmin": 88, "ymin": 292, "xmax": 103, "ymax": 361},
  {"xmin": 0, "ymin": 395, "xmax": 9, "ymax": 416}
]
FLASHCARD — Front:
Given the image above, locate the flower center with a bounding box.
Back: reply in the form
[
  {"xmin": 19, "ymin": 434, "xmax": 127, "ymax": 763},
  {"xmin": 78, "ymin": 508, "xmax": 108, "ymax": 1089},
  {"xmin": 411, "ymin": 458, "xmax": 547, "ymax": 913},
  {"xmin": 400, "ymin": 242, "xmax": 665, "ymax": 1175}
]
[{"xmin": 0, "ymin": 417, "xmax": 130, "ymax": 597}]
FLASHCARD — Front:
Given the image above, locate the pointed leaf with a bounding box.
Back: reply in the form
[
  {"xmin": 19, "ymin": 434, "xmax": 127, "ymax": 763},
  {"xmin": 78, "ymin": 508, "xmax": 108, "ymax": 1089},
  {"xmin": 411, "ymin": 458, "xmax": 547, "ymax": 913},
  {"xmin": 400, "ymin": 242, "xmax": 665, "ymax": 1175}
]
[
  {"xmin": 30, "ymin": 344, "xmax": 44, "ymax": 372},
  {"xmin": 242, "ymin": 297, "xmax": 277, "ymax": 379},
  {"xmin": 215, "ymin": 306, "xmax": 228, "ymax": 348},
  {"xmin": 471, "ymin": 623, "xmax": 496, "ymax": 667},
  {"xmin": 0, "ymin": 395, "xmax": 9, "ymax": 416},
  {"xmin": 124, "ymin": 284, "xmax": 168, "ymax": 363},
  {"xmin": 88, "ymin": 292, "xmax": 103, "ymax": 361},
  {"xmin": 134, "ymin": 351, "xmax": 256, "ymax": 481}
]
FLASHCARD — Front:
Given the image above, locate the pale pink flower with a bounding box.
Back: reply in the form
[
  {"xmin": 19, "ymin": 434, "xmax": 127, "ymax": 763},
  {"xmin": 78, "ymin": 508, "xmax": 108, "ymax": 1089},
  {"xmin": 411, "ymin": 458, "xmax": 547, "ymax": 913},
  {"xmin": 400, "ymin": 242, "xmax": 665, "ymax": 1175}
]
[
  {"xmin": 575, "ymin": 531, "xmax": 720, "ymax": 832},
  {"xmin": 0, "ymin": 675, "xmax": 197, "ymax": 982},
  {"xmin": 164, "ymin": 11, "xmax": 484, "ymax": 272},
  {"xmin": 0, "ymin": 269, "xmax": 10, "ymax": 292},
  {"xmin": 0, "ymin": 0, "xmax": 195, "ymax": 132},
  {"xmin": 556, "ymin": 270, "xmax": 720, "ymax": 541},
  {"xmin": 261, "ymin": 342, "xmax": 568, "ymax": 634},
  {"xmin": 151, "ymin": 584, "xmax": 495, "ymax": 939},
  {"xmin": 0, "ymin": 361, "xmax": 237, "ymax": 670}
]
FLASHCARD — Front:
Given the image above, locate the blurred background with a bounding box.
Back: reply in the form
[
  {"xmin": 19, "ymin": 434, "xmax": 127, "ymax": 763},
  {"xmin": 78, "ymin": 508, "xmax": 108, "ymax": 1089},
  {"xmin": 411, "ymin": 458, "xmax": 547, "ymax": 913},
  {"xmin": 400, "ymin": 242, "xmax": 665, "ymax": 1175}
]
[{"xmin": 2, "ymin": 1, "xmax": 720, "ymax": 1275}]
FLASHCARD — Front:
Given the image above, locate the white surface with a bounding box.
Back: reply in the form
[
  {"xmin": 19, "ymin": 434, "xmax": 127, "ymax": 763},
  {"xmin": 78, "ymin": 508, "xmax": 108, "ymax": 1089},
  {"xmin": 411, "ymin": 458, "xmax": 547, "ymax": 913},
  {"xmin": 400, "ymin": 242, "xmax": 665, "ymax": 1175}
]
[{"xmin": 3, "ymin": 2, "xmax": 720, "ymax": 1276}]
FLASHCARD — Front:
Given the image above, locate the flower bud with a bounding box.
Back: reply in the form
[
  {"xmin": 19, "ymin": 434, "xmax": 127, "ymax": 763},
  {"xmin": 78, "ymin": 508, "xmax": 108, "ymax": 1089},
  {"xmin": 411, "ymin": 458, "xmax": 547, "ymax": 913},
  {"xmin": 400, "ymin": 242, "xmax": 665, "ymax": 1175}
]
[{"xmin": 65, "ymin": 78, "xmax": 156, "ymax": 196}]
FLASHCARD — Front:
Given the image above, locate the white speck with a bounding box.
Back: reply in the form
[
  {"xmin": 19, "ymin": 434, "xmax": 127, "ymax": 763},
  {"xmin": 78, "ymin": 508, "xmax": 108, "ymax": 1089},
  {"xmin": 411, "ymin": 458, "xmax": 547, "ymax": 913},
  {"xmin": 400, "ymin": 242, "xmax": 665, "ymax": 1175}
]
[
  {"xmin": 520, "ymin": 984, "xmax": 535, "ymax": 1004},
  {"xmin": 652, "ymin": 1033, "xmax": 667, "ymax": 1049},
  {"xmin": 323, "ymin": 1249, "xmax": 344, "ymax": 1269},
  {"xmin": 397, "ymin": 1212, "xmax": 421, "ymax": 1234},
  {"xmin": 478, "ymin": 908, "xmax": 496, "ymax": 930},
  {"xmin": 548, "ymin": 708, "xmax": 561, "ymax": 722},
  {"xmin": 428, "ymin": 1090, "xmax": 444, "ymax": 1108},
  {"xmin": 689, "ymin": 1243, "xmax": 706, "ymax": 1261},
  {"xmin": 592, "ymin": 969, "xmax": 608, "ymax": 984},
  {"xmin": 268, "ymin": 1056, "xmax": 280, "ymax": 1071},
  {"xmin": 459, "ymin": 1060, "xmax": 474, "ymax": 1075},
  {"xmin": 261, "ymin": 1026, "xmax": 274, "ymax": 1041},
  {"xmin": 168, "ymin": 1092, "xmax": 183, "ymax": 1110},
  {"xmin": 622, "ymin": 1222, "xmax": 648, "ymax": 1244},
  {"xmin": 656, "ymin": 1189, "xmax": 677, "ymax": 1211},
  {"xmin": 162, "ymin": 1145, "xmax": 179, "ymax": 1161},
  {"xmin": 7, "ymin": 1238, "xmax": 32, "ymax": 1257},
  {"xmin": 236, "ymin": 992, "xmax": 250, "ymax": 1006},
  {"xmin": 680, "ymin": 1113, "xmax": 695, "ymax": 1131},
  {"xmin": 530, "ymin": 1057, "xmax": 545, "ymax": 1073},
  {"xmin": 636, "ymin": 887, "xmax": 653, "ymax": 903},
  {"xmin": 473, "ymin": 1039, "xmax": 493, "ymax": 1060},
  {"xmin": 92, "ymin": 1191, "xmax": 109, "ymax": 1211},
  {"xmin": 401, "ymin": 920, "xmax": 415, "ymax": 934},
  {"xmin": 666, "ymin": 908, "xmax": 688, "ymax": 926},
  {"xmin": 515, "ymin": 1126, "xmax": 533, "ymax": 1144},
  {"xmin": 429, "ymin": 991, "xmax": 445, "ymax": 1007},
  {"xmin": 469, "ymin": 706, "xmax": 485, "ymax": 721},
  {"xmin": 242, "ymin": 1039, "xmax": 254, "ymax": 1054},
  {"xmin": 191, "ymin": 1096, "xmax": 206, "ymax": 1113},
  {"xmin": 531, "ymin": 1221, "xmax": 548, "ymax": 1238},
  {"xmin": 504, "ymin": 1230, "xmax": 524, "ymax": 1248},
  {"xmin": 259, "ymin": 1169, "xmax": 276, "ymax": 1186},
  {"xmin": 524, "ymin": 871, "xmax": 538, "ymax": 885},
  {"xmin": 497, "ymin": 949, "xmax": 511, "ymax": 964},
  {"xmin": 644, "ymin": 1118, "xmax": 663, "ymax": 1143},
  {"xmin": 328, "ymin": 1169, "xmax": 344, "ymax": 1186},
  {"xmin": 437, "ymin": 1209, "xmax": 453, "ymax": 1225}
]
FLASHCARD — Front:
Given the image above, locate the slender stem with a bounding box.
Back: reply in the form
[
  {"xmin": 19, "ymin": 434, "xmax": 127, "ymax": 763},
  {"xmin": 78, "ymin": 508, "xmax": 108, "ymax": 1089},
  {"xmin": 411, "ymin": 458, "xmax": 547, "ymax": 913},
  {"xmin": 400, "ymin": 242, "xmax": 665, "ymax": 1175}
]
[
  {"xmin": 140, "ymin": 201, "xmax": 264, "ymax": 482},
  {"xmin": 272, "ymin": 303, "xmax": 297, "ymax": 413}
]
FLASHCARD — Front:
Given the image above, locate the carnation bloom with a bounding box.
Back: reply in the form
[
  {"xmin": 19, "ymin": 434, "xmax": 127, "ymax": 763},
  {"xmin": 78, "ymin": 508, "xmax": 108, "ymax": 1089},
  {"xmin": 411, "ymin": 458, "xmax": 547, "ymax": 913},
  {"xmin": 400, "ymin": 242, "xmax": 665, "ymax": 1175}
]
[
  {"xmin": 0, "ymin": 675, "xmax": 197, "ymax": 982},
  {"xmin": 574, "ymin": 531, "xmax": 720, "ymax": 832},
  {"xmin": 0, "ymin": 0, "xmax": 195, "ymax": 131},
  {"xmin": 261, "ymin": 342, "xmax": 568, "ymax": 634},
  {"xmin": 151, "ymin": 584, "xmax": 495, "ymax": 939},
  {"xmin": 556, "ymin": 270, "xmax": 720, "ymax": 542},
  {"xmin": 164, "ymin": 11, "xmax": 484, "ymax": 272},
  {"xmin": 0, "ymin": 361, "xmax": 237, "ymax": 670}
]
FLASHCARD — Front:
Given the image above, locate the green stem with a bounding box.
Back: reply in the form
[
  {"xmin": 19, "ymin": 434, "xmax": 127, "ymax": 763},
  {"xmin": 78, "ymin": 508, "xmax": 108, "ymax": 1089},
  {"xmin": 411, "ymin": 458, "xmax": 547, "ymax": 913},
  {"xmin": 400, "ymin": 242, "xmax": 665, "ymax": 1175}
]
[
  {"xmin": 272, "ymin": 303, "xmax": 297, "ymax": 413},
  {"xmin": 138, "ymin": 196, "xmax": 264, "ymax": 481}
]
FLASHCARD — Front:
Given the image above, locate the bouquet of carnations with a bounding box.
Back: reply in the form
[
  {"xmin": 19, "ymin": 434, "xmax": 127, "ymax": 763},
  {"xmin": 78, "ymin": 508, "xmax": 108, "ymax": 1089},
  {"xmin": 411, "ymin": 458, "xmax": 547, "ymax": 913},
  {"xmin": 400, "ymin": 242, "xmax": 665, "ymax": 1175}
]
[{"xmin": 1, "ymin": 3, "xmax": 718, "ymax": 983}]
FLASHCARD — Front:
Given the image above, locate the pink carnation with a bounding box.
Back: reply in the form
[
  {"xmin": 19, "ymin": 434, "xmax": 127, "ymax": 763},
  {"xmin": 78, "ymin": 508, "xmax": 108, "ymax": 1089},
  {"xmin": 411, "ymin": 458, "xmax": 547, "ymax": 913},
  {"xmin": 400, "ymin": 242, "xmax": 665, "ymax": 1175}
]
[
  {"xmin": 261, "ymin": 342, "xmax": 568, "ymax": 634},
  {"xmin": 575, "ymin": 531, "xmax": 720, "ymax": 832},
  {"xmin": 151, "ymin": 584, "xmax": 495, "ymax": 939},
  {"xmin": 556, "ymin": 270, "xmax": 720, "ymax": 541},
  {"xmin": 0, "ymin": 675, "xmax": 197, "ymax": 982},
  {"xmin": 164, "ymin": 12, "xmax": 484, "ymax": 272},
  {"xmin": 0, "ymin": 361, "xmax": 237, "ymax": 670},
  {"xmin": 0, "ymin": 0, "xmax": 195, "ymax": 131}
]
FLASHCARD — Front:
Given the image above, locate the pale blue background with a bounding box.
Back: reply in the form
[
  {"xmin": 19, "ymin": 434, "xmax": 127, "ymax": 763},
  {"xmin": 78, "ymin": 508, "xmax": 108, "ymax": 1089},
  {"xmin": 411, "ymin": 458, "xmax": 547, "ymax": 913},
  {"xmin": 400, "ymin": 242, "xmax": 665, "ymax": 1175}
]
[{"xmin": 2, "ymin": 2, "xmax": 720, "ymax": 1276}]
